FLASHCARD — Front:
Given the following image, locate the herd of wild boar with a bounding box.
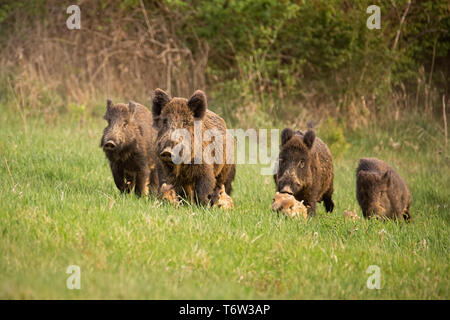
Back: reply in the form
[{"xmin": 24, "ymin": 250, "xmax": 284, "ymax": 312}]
[{"xmin": 100, "ymin": 89, "xmax": 412, "ymax": 221}]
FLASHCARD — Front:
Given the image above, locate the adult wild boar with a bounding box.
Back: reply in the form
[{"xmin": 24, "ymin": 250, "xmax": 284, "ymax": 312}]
[
  {"xmin": 274, "ymin": 128, "xmax": 334, "ymax": 215},
  {"xmin": 100, "ymin": 100, "xmax": 159, "ymax": 196},
  {"xmin": 151, "ymin": 88, "xmax": 235, "ymax": 207},
  {"xmin": 356, "ymin": 158, "xmax": 411, "ymax": 220}
]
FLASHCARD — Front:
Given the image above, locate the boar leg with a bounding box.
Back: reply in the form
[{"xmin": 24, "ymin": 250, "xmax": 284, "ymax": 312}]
[
  {"xmin": 307, "ymin": 203, "xmax": 317, "ymax": 216},
  {"xmin": 111, "ymin": 162, "xmax": 126, "ymax": 193},
  {"xmin": 148, "ymin": 169, "xmax": 159, "ymax": 194},
  {"xmin": 135, "ymin": 167, "xmax": 150, "ymax": 197},
  {"xmin": 401, "ymin": 203, "xmax": 412, "ymax": 221},
  {"xmin": 148, "ymin": 166, "xmax": 159, "ymax": 194},
  {"xmin": 182, "ymin": 184, "xmax": 195, "ymax": 202},
  {"xmin": 224, "ymin": 164, "xmax": 235, "ymax": 195},
  {"xmin": 323, "ymin": 188, "xmax": 334, "ymax": 213},
  {"xmin": 305, "ymin": 196, "xmax": 317, "ymax": 216},
  {"xmin": 124, "ymin": 170, "xmax": 136, "ymax": 193},
  {"xmin": 215, "ymin": 163, "xmax": 235, "ymax": 196}
]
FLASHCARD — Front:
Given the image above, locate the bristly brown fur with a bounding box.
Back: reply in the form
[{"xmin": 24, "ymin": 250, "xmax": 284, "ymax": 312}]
[
  {"xmin": 151, "ymin": 89, "xmax": 235, "ymax": 206},
  {"xmin": 356, "ymin": 157, "xmax": 412, "ymax": 220},
  {"xmin": 100, "ymin": 100, "xmax": 159, "ymax": 196},
  {"xmin": 274, "ymin": 128, "xmax": 334, "ymax": 216}
]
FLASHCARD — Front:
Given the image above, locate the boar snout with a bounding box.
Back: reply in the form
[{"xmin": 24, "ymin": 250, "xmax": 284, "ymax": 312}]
[
  {"xmin": 373, "ymin": 204, "xmax": 387, "ymax": 215},
  {"xmin": 278, "ymin": 176, "xmax": 301, "ymax": 195},
  {"xmin": 365, "ymin": 203, "xmax": 387, "ymax": 218},
  {"xmin": 280, "ymin": 185, "xmax": 294, "ymax": 195},
  {"xmin": 103, "ymin": 140, "xmax": 117, "ymax": 151},
  {"xmin": 160, "ymin": 147, "xmax": 174, "ymax": 162}
]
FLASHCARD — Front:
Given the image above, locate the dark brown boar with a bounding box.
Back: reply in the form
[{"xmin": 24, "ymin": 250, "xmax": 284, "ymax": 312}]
[
  {"xmin": 151, "ymin": 88, "xmax": 235, "ymax": 207},
  {"xmin": 100, "ymin": 100, "xmax": 159, "ymax": 196},
  {"xmin": 274, "ymin": 128, "xmax": 334, "ymax": 215},
  {"xmin": 356, "ymin": 158, "xmax": 412, "ymax": 220}
]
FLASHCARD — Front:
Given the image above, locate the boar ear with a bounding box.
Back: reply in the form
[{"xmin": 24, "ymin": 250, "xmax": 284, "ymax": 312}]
[
  {"xmin": 303, "ymin": 129, "xmax": 316, "ymax": 149},
  {"xmin": 152, "ymin": 88, "xmax": 170, "ymax": 118},
  {"xmin": 128, "ymin": 101, "xmax": 137, "ymax": 116},
  {"xmin": 106, "ymin": 99, "xmax": 112, "ymax": 110},
  {"xmin": 358, "ymin": 171, "xmax": 373, "ymax": 181},
  {"xmin": 358, "ymin": 171, "xmax": 382, "ymax": 185},
  {"xmin": 281, "ymin": 128, "xmax": 294, "ymax": 146},
  {"xmin": 187, "ymin": 90, "xmax": 207, "ymax": 119},
  {"xmin": 357, "ymin": 171, "xmax": 373, "ymax": 187}
]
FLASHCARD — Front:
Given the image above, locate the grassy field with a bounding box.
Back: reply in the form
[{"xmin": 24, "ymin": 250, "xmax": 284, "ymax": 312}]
[{"xmin": 0, "ymin": 104, "xmax": 449, "ymax": 299}]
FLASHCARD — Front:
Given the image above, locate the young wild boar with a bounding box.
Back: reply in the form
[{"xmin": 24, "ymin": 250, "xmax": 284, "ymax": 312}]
[
  {"xmin": 151, "ymin": 88, "xmax": 235, "ymax": 207},
  {"xmin": 356, "ymin": 158, "xmax": 411, "ymax": 220},
  {"xmin": 271, "ymin": 192, "xmax": 308, "ymax": 220},
  {"xmin": 274, "ymin": 128, "xmax": 334, "ymax": 215},
  {"xmin": 100, "ymin": 100, "xmax": 159, "ymax": 196}
]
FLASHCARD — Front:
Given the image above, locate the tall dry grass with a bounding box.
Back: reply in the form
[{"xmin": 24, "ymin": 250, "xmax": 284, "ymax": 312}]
[
  {"xmin": 0, "ymin": 0, "xmax": 448, "ymax": 133},
  {"xmin": 0, "ymin": 1, "xmax": 208, "ymax": 114}
]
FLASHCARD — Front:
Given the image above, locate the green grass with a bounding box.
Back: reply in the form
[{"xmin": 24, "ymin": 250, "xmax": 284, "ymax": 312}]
[{"xmin": 0, "ymin": 105, "xmax": 448, "ymax": 299}]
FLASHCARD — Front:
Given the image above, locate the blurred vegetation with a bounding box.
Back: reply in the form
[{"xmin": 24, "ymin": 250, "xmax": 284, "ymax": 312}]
[
  {"xmin": 318, "ymin": 117, "xmax": 350, "ymax": 158},
  {"xmin": 0, "ymin": 0, "xmax": 448, "ymax": 129}
]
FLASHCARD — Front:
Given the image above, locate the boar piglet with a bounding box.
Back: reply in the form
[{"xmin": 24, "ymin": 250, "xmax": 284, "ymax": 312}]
[
  {"xmin": 151, "ymin": 88, "xmax": 235, "ymax": 207},
  {"xmin": 356, "ymin": 158, "xmax": 411, "ymax": 220},
  {"xmin": 274, "ymin": 128, "xmax": 334, "ymax": 215},
  {"xmin": 100, "ymin": 100, "xmax": 159, "ymax": 196}
]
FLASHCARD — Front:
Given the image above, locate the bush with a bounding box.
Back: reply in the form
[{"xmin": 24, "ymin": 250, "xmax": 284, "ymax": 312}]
[
  {"xmin": 318, "ymin": 117, "xmax": 350, "ymax": 158},
  {"xmin": 0, "ymin": 0, "xmax": 448, "ymax": 127}
]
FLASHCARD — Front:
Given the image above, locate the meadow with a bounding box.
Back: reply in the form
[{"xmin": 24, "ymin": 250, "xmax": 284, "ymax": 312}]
[{"xmin": 0, "ymin": 103, "xmax": 448, "ymax": 299}]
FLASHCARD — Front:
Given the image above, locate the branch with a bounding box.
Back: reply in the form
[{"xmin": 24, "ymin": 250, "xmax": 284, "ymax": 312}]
[{"xmin": 392, "ymin": 0, "xmax": 412, "ymax": 52}]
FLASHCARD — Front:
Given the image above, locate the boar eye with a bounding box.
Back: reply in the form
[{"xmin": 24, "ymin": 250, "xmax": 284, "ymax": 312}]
[
  {"xmin": 162, "ymin": 118, "xmax": 168, "ymax": 126},
  {"xmin": 298, "ymin": 159, "xmax": 305, "ymax": 168}
]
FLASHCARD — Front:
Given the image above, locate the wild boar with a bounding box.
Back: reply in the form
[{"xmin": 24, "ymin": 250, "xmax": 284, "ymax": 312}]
[
  {"xmin": 271, "ymin": 192, "xmax": 308, "ymax": 220},
  {"xmin": 274, "ymin": 128, "xmax": 334, "ymax": 215},
  {"xmin": 100, "ymin": 100, "xmax": 159, "ymax": 196},
  {"xmin": 151, "ymin": 88, "xmax": 235, "ymax": 207},
  {"xmin": 356, "ymin": 158, "xmax": 412, "ymax": 220}
]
